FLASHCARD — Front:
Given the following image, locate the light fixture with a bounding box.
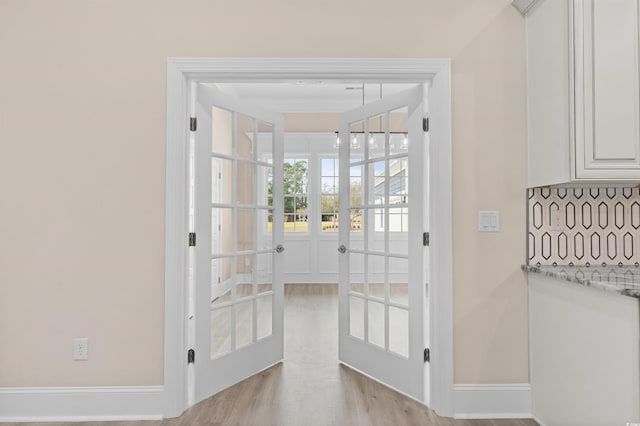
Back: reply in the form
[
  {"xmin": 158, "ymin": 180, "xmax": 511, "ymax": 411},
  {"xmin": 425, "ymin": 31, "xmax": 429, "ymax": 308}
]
[{"xmin": 351, "ymin": 134, "xmax": 360, "ymax": 149}]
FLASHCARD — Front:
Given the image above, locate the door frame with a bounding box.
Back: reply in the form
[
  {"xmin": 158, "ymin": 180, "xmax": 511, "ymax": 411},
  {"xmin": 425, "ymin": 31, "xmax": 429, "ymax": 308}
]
[{"xmin": 164, "ymin": 58, "xmax": 453, "ymax": 418}]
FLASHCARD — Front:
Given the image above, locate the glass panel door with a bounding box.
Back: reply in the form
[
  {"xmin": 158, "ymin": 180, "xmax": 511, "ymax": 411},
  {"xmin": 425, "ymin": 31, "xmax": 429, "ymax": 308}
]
[
  {"xmin": 194, "ymin": 84, "xmax": 284, "ymax": 404},
  {"xmin": 338, "ymin": 84, "xmax": 426, "ymax": 400}
]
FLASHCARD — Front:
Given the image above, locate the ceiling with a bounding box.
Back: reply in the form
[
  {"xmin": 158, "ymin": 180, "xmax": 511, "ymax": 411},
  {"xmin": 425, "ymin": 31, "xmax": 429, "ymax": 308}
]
[{"xmin": 212, "ymin": 82, "xmax": 418, "ymax": 113}]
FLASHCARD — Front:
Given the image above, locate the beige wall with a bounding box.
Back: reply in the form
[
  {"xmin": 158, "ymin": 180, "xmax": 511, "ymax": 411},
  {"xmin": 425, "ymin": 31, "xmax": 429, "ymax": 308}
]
[{"xmin": 0, "ymin": 0, "xmax": 527, "ymax": 387}]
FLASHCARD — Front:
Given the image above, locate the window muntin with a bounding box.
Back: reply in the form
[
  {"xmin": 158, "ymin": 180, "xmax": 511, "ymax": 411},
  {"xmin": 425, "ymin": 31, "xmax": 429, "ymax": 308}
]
[
  {"xmin": 282, "ymin": 158, "xmax": 308, "ymax": 233},
  {"xmin": 321, "ymin": 158, "xmax": 339, "ymax": 232}
]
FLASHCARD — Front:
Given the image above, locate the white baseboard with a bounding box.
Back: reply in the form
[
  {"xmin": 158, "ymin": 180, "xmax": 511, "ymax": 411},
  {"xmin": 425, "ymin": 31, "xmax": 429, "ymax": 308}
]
[
  {"xmin": 0, "ymin": 385, "xmax": 164, "ymax": 422},
  {"xmin": 454, "ymin": 384, "xmax": 532, "ymax": 419},
  {"xmin": 533, "ymin": 415, "xmax": 548, "ymax": 426}
]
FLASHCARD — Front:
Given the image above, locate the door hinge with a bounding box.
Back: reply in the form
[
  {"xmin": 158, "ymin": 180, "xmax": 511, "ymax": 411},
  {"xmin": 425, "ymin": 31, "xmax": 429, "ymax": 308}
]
[
  {"xmin": 190, "ymin": 117, "xmax": 197, "ymax": 132},
  {"xmin": 189, "ymin": 232, "xmax": 196, "ymax": 247},
  {"xmin": 424, "ymin": 348, "xmax": 430, "ymax": 363},
  {"xmin": 423, "ymin": 232, "xmax": 429, "ymax": 247},
  {"xmin": 423, "ymin": 117, "xmax": 429, "ymax": 132},
  {"xmin": 188, "ymin": 349, "xmax": 195, "ymax": 364}
]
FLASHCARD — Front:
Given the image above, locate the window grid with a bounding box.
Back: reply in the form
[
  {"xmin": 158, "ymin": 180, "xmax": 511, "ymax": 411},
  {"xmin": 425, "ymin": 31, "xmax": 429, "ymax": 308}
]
[
  {"xmin": 321, "ymin": 157, "xmax": 339, "ymax": 233},
  {"xmin": 282, "ymin": 158, "xmax": 308, "ymax": 233}
]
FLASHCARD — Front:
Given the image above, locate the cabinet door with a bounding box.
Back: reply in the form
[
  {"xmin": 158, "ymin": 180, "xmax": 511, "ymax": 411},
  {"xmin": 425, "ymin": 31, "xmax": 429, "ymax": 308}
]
[{"xmin": 574, "ymin": 0, "xmax": 640, "ymax": 179}]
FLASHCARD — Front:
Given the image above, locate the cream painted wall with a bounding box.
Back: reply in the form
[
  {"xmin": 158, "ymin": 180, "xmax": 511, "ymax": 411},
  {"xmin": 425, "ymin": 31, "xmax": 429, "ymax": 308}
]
[{"xmin": 0, "ymin": 0, "xmax": 526, "ymax": 386}]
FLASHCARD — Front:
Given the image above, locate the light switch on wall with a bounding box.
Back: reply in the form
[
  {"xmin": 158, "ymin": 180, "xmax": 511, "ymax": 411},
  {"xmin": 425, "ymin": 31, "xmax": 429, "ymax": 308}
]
[
  {"xmin": 478, "ymin": 211, "xmax": 500, "ymax": 232},
  {"xmin": 73, "ymin": 338, "xmax": 88, "ymax": 361}
]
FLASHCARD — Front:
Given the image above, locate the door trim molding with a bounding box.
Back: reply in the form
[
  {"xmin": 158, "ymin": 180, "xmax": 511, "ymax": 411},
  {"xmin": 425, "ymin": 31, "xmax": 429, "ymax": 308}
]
[{"xmin": 165, "ymin": 58, "xmax": 454, "ymax": 418}]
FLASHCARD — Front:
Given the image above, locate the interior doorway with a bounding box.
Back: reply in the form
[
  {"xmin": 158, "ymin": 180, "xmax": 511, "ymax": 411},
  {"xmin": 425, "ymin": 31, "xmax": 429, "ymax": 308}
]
[{"xmin": 164, "ymin": 58, "xmax": 453, "ymax": 419}]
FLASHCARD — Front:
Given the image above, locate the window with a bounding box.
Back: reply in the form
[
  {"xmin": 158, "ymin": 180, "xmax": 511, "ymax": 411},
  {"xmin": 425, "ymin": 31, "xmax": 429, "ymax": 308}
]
[
  {"xmin": 321, "ymin": 158, "xmax": 339, "ymax": 232},
  {"xmin": 278, "ymin": 158, "xmax": 308, "ymax": 233}
]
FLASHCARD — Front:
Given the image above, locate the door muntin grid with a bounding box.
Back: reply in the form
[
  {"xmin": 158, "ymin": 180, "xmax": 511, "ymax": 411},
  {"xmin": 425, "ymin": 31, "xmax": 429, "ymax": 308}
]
[
  {"xmin": 346, "ymin": 109, "xmax": 409, "ymax": 359},
  {"xmin": 210, "ymin": 107, "xmax": 275, "ymax": 360}
]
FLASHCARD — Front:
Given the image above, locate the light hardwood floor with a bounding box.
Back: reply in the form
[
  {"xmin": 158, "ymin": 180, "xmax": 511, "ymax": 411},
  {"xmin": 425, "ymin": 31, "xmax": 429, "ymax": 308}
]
[{"xmin": 2, "ymin": 284, "xmax": 537, "ymax": 426}]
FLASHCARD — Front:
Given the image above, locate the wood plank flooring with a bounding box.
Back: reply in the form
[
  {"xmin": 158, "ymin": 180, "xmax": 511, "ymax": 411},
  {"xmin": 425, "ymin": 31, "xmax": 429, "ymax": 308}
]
[{"xmin": 1, "ymin": 284, "xmax": 537, "ymax": 426}]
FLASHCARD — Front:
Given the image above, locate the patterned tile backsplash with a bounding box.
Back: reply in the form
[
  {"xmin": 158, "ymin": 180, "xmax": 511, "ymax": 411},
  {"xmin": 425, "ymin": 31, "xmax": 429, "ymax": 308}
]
[{"xmin": 528, "ymin": 187, "xmax": 640, "ymax": 266}]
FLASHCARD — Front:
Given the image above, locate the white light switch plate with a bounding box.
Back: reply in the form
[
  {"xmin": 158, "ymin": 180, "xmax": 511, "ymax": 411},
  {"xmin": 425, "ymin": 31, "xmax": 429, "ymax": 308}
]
[{"xmin": 478, "ymin": 211, "xmax": 500, "ymax": 232}]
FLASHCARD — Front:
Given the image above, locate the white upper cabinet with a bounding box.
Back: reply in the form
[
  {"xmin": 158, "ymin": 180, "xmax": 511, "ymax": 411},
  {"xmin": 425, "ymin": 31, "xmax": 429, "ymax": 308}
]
[{"xmin": 525, "ymin": 0, "xmax": 640, "ymax": 187}]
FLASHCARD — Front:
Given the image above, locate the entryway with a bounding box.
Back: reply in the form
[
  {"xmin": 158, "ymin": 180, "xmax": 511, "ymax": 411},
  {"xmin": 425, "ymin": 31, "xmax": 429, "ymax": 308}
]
[{"xmin": 164, "ymin": 58, "xmax": 454, "ymax": 419}]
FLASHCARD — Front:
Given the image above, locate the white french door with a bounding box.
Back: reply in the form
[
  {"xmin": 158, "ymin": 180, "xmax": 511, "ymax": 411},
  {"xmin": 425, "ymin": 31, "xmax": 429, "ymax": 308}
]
[
  {"xmin": 338, "ymin": 84, "xmax": 427, "ymax": 400},
  {"xmin": 192, "ymin": 83, "xmax": 284, "ymax": 404}
]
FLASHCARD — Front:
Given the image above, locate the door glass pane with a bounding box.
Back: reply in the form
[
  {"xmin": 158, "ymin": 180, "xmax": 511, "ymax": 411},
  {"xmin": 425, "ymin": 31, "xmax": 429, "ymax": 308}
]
[
  {"xmin": 256, "ymin": 252, "xmax": 272, "ymax": 293},
  {"xmin": 211, "ymin": 107, "xmax": 232, "ymax": 156},
  {"xmin": 350, "ymin": 121, "xmax": 365, "ymax": 161},
  {"xmin": 389, "ymin": 306, "xmax": 409, "ymax": 357},
  {"xmin": 212, "ymin": 288, "xmax": 231, "ymax": 306},
  {"xmin": 389, "ymin": 107, "xmax": 409, "ymax": 156},
  {"xmin": 212, "ymin": 208, "xmax": 233, "ymax": 256},
  {"xmin": 388, "ymin": 207, "xmax": 408, "ymax": 235},
  {"xmin": 211, "ymin": 257, "xmax": 233, "ymax": 303},
  {"xmin": 235, "ymin": 300, "xmax": 254, "ymax": 349},
  {"xmin": 350, "ymin": 252, "xmax": 365, "ymax": 295},
  {"xmin": 369, "ymin": 283, "xmax": 384, "ymax": 300},
  {"xmin": 211, "ymin": 158, "xmax": 233, "ymax": 205},
  {"xmin": 349, "ymin": 296, "xmax": 364, "ymax": 340},
  {"xmin": 236, "ymin": 161, "xmax": 255, "ymax": 205},
  {"xmin": 367, "ymin": 114, "xmax": 386, "ymax": 160},
  {"xmin": 389, "ymin": 133, "xmax": 408, "ymax": 156},
  {"xmin": 368, "ymin": 254, "xmax": 385, "ymax": 292},
  {"xmin": 350, "ymin": 209, "xmax": 364, "ymax": 250},
  {"xmin": 211, "ymin": 306, "xmax": 231, "ymax": 359},
  {"xmin": 367, "ymin": 300, "xmax": 385, "ymax": 349},
  {"xmin": 236, "ymin": 208, "xmax": 254, "ymax": 251},
  {"xmin": 389, "ymin": 257, "xmax": 408, "ymax": 306},
  {"xmin": 389, "ymin": 158, "xmax": 408, "ymax": 205},
  {"xmin": 376, "ymin": 207, "xmax": 387, "ymax": 234},
  {"xmin": 350, "ymin": 165, "xmax": 363, "ymax": 207},
  {"xmin": 369, "ymin": 161, "xmax": 386, "ymax": 205},
  {"xmin": 257, "ymin": 219, "xmax": 272, "ymax": 251},
  {"xmin": 236, "ymin": 254, "xmax": 255, "ymax": 298},
  {"xmin": 257, "ymin": 164, "xmax": 272, "ymax": 207},
  {"xmin": 257, "ymin": 295, "xmax": 272, "ymax": 340},
  {"xmin": 370, "ymin": 208, "xmax": 385, "ymax": 248},
  {"xmin": 236, "ymin": 113, "xmax": 255, "ymax": 160}
]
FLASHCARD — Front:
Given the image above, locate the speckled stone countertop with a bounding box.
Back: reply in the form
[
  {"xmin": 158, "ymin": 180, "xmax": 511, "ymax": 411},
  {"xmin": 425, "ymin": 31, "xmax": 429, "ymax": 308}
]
[{"xmin": 522, "ymin": 264, "xmax": 640, "ymax": 299}]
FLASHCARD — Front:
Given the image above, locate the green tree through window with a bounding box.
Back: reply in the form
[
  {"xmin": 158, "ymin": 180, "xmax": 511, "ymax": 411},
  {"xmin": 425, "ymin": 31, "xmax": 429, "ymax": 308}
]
[{"xmin": 268, "ymin": 159, "xmax": 308, "ymax": 232}]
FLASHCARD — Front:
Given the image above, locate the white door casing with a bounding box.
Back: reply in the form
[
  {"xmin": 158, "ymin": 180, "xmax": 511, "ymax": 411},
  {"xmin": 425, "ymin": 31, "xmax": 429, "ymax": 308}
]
[
  {"xmin": 192, "ymin": 83, "xmax": 285, "ymax": 405},
  {"xmin": 164, "ymin": 59, "xmax": 453, "ymax": 418},
  {"xmin": 338, "ymin": 85, "xmax": 427, "ymax": 400}
]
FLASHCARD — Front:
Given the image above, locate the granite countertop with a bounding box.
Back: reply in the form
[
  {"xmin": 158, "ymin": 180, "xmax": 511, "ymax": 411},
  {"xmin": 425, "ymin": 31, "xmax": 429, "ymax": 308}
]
[{"xmin": 522, "ymin": 264, "xmax": 640, "ymax": 299}]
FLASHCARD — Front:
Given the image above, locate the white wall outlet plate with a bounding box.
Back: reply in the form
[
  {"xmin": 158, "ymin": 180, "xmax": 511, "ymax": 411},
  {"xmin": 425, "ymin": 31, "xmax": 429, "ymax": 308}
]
[
  {"xmin": 73, "ymin": 337, "xmax": 88, "ymax": 361},
  {"xmin": 478, "ymin": 211, "xmax": 500, "ymax": 232}
]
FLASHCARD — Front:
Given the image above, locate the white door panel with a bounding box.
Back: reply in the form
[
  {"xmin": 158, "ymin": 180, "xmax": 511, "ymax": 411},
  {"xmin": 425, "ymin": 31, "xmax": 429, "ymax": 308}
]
[
  {"xmin": 193, "ymin": 84, "xmax": 284, "ymax": 404},
  {"xmin": 338, "ymin": 85, "xmax": 426, "ymax": 400}
]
